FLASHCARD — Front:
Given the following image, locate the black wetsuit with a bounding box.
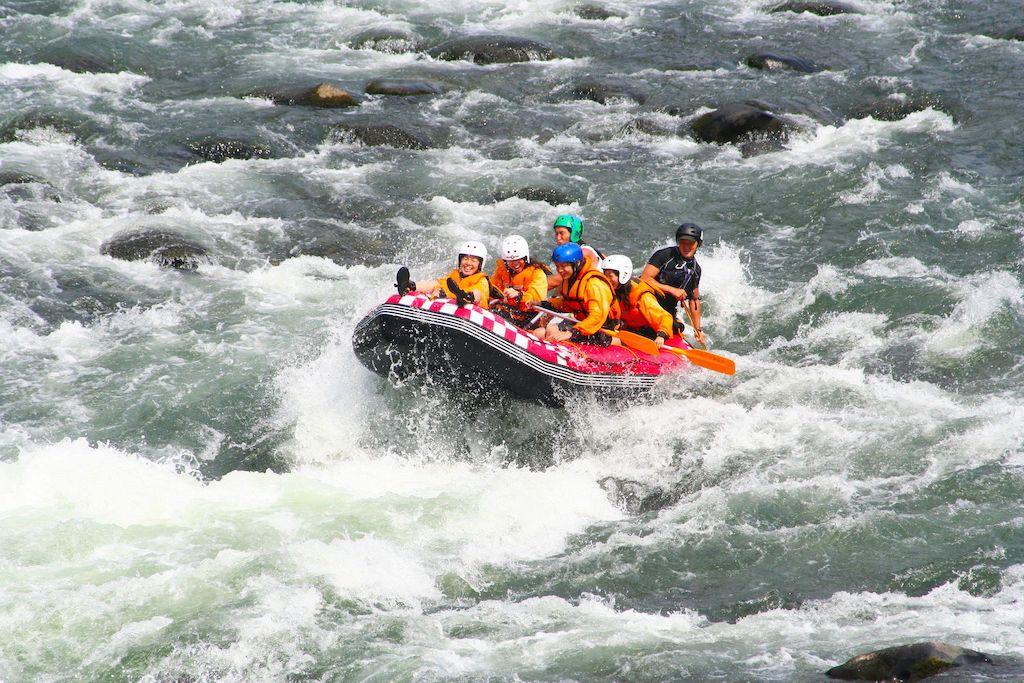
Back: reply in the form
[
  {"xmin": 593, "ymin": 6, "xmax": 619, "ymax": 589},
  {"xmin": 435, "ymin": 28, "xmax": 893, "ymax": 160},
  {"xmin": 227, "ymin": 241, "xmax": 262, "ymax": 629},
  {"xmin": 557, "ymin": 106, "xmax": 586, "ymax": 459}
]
[{"xmin": 646, "ymin": 246, "xmax": 701, "ymax": 323}]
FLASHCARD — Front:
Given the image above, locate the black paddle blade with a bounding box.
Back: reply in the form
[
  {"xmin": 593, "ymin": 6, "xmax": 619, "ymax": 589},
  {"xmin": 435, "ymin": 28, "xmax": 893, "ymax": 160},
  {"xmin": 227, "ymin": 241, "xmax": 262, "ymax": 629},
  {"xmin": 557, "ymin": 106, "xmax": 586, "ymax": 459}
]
[
  {"xmin": 395, "ymin": 266, "xmax": 411, "ymax": 294},
  {"xmin": 447, "ymin": 277, "xmax": 473, "ymax": 305}
]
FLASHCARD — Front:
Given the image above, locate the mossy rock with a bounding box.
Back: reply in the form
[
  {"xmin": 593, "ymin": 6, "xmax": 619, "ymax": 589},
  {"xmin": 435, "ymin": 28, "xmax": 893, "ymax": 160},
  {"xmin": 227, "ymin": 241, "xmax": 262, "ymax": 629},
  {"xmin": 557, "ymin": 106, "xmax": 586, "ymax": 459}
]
[{"xmin": 101, "ymin": 229, "xmax": 210, "ymax": 270}]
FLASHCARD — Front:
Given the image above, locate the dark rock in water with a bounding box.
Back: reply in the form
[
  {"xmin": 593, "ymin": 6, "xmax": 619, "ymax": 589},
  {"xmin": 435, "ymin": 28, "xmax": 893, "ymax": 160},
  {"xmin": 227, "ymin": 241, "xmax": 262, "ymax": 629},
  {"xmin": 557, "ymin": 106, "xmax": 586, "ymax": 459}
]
[
  {"xmin": 0, "ymin": 174, "xmax": 63, "ymax": 203},
  {"xmin": 1004, "ymin": 28, "xmax": 1024, "ymax": 41},
  {"xmin": 745, "ymin": 52, "xmax": 821, "ymax": 73},
  {"xmin": 349, "ymin": 27, "xmax": 420, "ymax": 53},
  {"xmin": 573, "ymin": 4, "xmax": 627, "ymax": 20},
  {"xmin": 245, "ymin": 83, "xmax": 360, "ymax": 108},
  {"xmin": 569, "ymin": 80, "xmax": 646, "ymax": 105},
  {"xmin": 0, "ymin": 111, "xmax": 86, "ymax": 143},
  {"xmin": 184, "ymin": 137, "xmax": 275, "ymax": 163},
  {"xmin": 619, "ymin": 117, "xmax": 680, "ymax": 137},
  {"xmin": 847, "ymin": 92, "xmax": 950, "ymax": 122},
  {"xmin": 493, "ymin": 186, "xmax": 580, "ymax": 205},
  {"xmin": 364, "ymin": 78, "xmax": 444, "ymax": 96},
  {"xmin": 332, "ymin": 123, "xmax": 431, "ymax": 150},
  {"xmin": 427, "ymin": 35, "xmax": 557, "ymax": 64},
  {"xmin": 0, "ymin": 171, "xmax": 44, "ymax": 186},
  {"xmin": 738, "ymin": 138, "xmax": 788, "ymax": 157},
  {"xmin": 37, "ymin": 50, "xmax": 117, "ymax": 74},
  {"xmin": 769, "ymin": 1, "xmax": 859, "ymax": 15},
  {"xmin": 827, "ymin": 641, "xmax": 993, "ymax": 681},
  {"xmin": 100, "ymin": 229, "xmax": 210, "ymax": 270},
  {"xmin": 691, "ymin": 101, "xmax": 794, "ymax": 145}
]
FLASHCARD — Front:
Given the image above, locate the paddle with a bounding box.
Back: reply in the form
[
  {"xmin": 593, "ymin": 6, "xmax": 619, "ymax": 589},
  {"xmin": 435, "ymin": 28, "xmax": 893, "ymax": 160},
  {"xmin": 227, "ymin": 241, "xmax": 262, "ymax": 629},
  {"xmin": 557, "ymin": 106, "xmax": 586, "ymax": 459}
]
[
  {"xmin": 529, "ymin": 306, "xmax": 659, "ymax": 357},
  {"xmin": 530, "ymin": 306, "xmax": 735, "ymax": 374},
  {"xmin": 661, "ymin": 345, "xmax": 736, "ymax": 375}
]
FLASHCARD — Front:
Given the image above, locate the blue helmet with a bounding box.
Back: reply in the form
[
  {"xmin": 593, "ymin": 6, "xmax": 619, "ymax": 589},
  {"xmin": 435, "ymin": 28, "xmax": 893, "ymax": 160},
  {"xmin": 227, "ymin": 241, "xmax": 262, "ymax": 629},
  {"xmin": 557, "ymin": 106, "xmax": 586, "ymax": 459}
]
[{"xmin": 552, "ymin": 242, "xmax": 584, "ymax": 264}]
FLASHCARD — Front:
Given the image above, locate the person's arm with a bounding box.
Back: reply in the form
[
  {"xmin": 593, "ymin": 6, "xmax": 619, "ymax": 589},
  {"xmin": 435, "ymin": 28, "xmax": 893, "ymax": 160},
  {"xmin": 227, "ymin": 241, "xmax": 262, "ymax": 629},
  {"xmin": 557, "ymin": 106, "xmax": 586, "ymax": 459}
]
[
  {"xmin": 641, "ymin": 263, "xmax": 686, "ymax": 301},
  {"xmin": 517, "ymin": 268, "xmax": 549, "ymax": 309},
  {"xmin": 685, "ymin": 287, "xmax": 706, "ymax": 346},
  {"xmin": 639, "ymin": 292, "xmax": 674, "ymax": 345},
  {"xmin": 470, "ymin": 278, "xmax": 489, "ymax": 306},
  {"xmin": 416, "ymin": 278, "xmax": 441, "ymax": 296},
  {"xmin": 573, "ymin": 279, "xmax": 612, "ymax": 336}
]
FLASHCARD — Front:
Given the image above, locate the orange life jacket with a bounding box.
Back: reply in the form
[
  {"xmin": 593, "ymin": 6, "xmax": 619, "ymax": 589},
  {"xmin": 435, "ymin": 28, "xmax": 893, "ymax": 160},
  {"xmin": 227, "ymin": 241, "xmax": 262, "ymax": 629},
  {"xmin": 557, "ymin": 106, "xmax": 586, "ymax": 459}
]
[
  {"xmin": 554, "ymin": 264, "xmax": 613, "ymax": 335},
  {"xmin": 611, "ymin": 278, "xmax": 673, "ymax": 337},
  {"xmin": 490, "ymin": 261, "xmax": 549, "ymax": 309},
  {"xmin": 439, "ymin": 270, "xmax": 490, "ymax": 307}
]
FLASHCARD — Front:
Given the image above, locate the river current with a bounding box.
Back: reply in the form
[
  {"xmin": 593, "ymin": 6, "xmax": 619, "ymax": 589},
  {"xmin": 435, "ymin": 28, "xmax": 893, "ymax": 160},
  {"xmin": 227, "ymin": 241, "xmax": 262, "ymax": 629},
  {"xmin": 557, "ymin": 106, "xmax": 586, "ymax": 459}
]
[{"xmin": 2, "ymin": 0, "xmax": 1023, "ymax": 680}]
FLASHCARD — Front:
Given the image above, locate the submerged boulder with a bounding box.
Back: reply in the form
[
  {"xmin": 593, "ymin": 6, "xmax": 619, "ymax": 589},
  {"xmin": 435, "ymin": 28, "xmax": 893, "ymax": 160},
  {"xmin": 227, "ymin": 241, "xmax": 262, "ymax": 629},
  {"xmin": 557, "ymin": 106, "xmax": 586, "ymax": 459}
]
[
  {"xmin": 364, "ymin": 78, "xmax": 444, "ymax": 96},
  {"xmin": 183, "ymin": 137, "xmax": 275, "ymax": 163},
  {"xmin": 101, "ymin": 229, "xmax": 209, "ymax": 270},
  {"xmin": 827, "ymin": 641, "xmax": 993, "ymax": 681},
  {"xmin": 769, "ymin": 1, "xmax": 859, "ymax": 15},
  {"xmin": 349, "ymin": 27, "xmax": 420, "ymax": 53},
  {"xmin": 427, "ymin": 35, "xmax": 557, "ymax": 64},
  {"xmin": 691, "ymin": 101, "xmax": 794, "ymax": 145},
  {"xmin": 847, "ymin": 92, "xmax": 951, "ymax": 122},
  {"xmin": 745, "ymin": 52, "xmax": 821, "ymax": 73},
  {"xmin": 332, "ymin": 123, "xmax": 431, "ymax": 150},
  {"xmin": 569, "ymin": 79, "xmax": 647, "ymax": 104},
  {"xmin": 573, "ymin": 4, "xmax": 627, "ymax": 20},
  {"xmin": 493, "ymin": 186, "xmax": 581, "ymax": 205},
  {"xmin": 245, "ymin": 83, "xmax": 360, "ymax": 108},
  {"xmin": 1005, "ymin": 28, "xmax": 1024, "ymax": 41}
]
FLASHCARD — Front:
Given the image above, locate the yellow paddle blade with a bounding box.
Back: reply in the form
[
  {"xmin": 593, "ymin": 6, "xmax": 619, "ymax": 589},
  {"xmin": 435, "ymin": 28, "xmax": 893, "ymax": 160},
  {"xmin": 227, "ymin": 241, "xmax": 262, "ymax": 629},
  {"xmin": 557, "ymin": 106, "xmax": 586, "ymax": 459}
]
[
  {"xmin": 663, "ymin": 345, "xmax": 736, "ymax": 375},
  {"xmin": 611, "ymin": 329, "xmax": 662, "ymax": 357}
]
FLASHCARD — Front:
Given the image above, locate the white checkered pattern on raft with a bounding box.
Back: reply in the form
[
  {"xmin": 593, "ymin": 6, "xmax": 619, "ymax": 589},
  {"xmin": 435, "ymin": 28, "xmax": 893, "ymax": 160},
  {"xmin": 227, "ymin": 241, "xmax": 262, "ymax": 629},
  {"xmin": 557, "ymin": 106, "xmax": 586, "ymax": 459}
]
[{"xmin": 390, "ymin": 294, "xmax": 572, "ymax": 366}]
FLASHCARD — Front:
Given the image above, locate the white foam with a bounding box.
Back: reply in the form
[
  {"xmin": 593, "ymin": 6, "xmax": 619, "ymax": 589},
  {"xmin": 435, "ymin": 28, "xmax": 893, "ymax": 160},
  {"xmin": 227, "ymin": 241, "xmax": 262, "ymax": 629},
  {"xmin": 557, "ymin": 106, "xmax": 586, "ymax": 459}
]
[
  {"xmin": 922, "ymin": 270, "xmax": 1024, "ymax": 358},
  {"xmin": 0, "ymin": 62, "xmax": 149, "ymax": 96}
]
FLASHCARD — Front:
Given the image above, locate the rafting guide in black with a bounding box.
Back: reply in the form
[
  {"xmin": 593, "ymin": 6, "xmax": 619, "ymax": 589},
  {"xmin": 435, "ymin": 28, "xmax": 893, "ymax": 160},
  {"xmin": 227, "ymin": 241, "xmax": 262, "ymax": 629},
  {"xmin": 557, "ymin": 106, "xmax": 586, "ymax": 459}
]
[{"xmin": 640, "ymin": 222, "xmax": 707, "ymax": 348}]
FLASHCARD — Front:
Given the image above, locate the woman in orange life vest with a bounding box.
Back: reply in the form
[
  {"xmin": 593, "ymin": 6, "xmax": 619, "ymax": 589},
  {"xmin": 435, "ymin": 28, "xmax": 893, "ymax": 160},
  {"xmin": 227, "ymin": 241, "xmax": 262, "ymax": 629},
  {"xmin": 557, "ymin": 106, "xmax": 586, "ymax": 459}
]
[
  {"xmin": 601, "ymin": 254, "xmax": 674, "ymax": 349},
  {"xmin": 399, "ymin": 240, "xmax": 491, "ymax": 306},
  {"xmin": 488, "ymin": 235, "xmax": 549, "ymax": 323},
  {"xmin": 534, "ymin": 242, "xmax": 613, "ymax": 347},
  {"xmin": 547, "ymin": 214, "xmax": 603, "ymax": 290}
]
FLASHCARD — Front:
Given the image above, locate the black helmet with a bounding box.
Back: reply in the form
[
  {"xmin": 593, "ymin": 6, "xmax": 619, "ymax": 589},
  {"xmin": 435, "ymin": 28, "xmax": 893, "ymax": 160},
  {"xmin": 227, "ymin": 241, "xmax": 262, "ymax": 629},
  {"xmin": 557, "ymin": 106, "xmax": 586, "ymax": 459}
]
[{"xmin": 675, "ymin": 222, "xmax": 703, "ymax": 243}]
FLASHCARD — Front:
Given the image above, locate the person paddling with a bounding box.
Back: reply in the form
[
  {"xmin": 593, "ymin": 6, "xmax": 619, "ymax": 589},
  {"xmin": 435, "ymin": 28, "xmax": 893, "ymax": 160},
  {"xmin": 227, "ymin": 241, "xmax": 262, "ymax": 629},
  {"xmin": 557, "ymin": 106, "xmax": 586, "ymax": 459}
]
[
  {"xmin": 489, "ymin": 235, "xmax": 549, "ymax": 324},
  {"xmin": 396, "ymin": 240, "xmax": 490, "ymax": 306},
  {"xmin": 548, "ymin": 214, "xmax": 602, "ymax": 289},
  {"xmin": 640, "ymin": 222, "xmax": 707, "ymax": 347},
  {"xmin": 601, "ymin": 254, "xmax": 674, "ymax": 348},
  {"xmin": 534, "ymin": 243, "xmax": 613, "ymax": 346}
]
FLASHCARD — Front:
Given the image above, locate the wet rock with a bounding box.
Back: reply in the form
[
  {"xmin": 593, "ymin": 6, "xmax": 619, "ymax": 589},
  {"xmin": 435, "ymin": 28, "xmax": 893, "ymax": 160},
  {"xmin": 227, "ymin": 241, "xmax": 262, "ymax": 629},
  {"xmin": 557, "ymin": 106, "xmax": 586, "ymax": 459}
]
[
  {"xmin": 691, "ymin": 101, "xmax": 794, "ymax": 145},
  {"xmin": 0, "ymin": 111, "xmax": 86, "ymax": 143},
  {"xmin": 769, "ymin": 1, "xmax": 859, "ymax": 15},
  {"xmin": 1004, "ymin": 28, "xmax": 1024, "ymax": 41},
  {"xmin": 573, "ymin": 4, "xmax": 627, "ymax": 20},
  {"xmin": 745, "ymin": 52, "xmax": 821, "ymax": 73},
  {"xmin": 569, "ymin": 79, "xmax": 646, "ymax": 105},
  {"xmin": 0, "ymin": 175, "xmax": 63, "ymax": 203},
  {"xmin": 847, "ymin": 92, "xmax": 951, "ymax": 122},
  {"xmin": 183, "ymin": 137, "xmax": 275, "ymax": 163},
  {"xmin": 619, "ymin": 117, "xmax": 680, "ymax": 137},
  {"xmin": 349, "ymin": 27, "xmax": 420, "ymax": 53},
  {"xmin": 427, "ymin": 35, "xmax": 557, "ymax": 65},
  {"xmin": 245, "ymin": 83, "xmax": 360, "ymax": 108},
  {"xmin": 332, "ymin": 123, "xmax": 431, "ymax": 150},
  {"xmin": 364, "ymin": 78, "xmax": 444, "ymax": 96},
  {"xmin": 100, "ymin": 229, "xmax": 210, "ymax": 270},
  {"xmin": 0, "ymin": 171, "xmax": 44, "ymax": 186},
  {"xmin": 827, "ymin": 641, "xmax": 993, "ymax": 681},
  {"xmin": 493, "ymin": 186, "xmax": 580, "ymax": 205}
]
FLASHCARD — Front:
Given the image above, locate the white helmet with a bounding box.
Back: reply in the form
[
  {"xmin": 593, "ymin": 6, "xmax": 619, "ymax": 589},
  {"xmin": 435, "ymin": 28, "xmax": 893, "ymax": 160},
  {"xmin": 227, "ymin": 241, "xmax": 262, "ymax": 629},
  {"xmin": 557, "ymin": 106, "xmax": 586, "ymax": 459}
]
[
  {"xmin": 600, "ymin": 254, "xmax": 633, "ymax": 285},
  {"xmin": 500, "ymin": 235, "xmax": 530, "ymax": 261},
  {"xmin": 457, "ymin": 240, "xmax": 487, "ymax": 268}
]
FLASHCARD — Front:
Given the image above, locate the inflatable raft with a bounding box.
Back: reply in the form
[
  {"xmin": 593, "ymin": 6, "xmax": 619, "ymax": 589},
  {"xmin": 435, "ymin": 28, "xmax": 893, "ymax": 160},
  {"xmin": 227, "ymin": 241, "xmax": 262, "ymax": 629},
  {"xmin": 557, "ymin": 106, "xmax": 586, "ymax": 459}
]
[{"xmin": 352, "ymin": 293, "xmax": 691, "ymax": 406}]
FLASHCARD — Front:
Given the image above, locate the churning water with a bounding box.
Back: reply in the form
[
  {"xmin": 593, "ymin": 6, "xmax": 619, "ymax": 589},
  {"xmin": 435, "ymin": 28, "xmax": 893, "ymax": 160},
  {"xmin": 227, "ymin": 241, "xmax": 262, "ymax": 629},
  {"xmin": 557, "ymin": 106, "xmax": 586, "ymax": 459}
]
[{"xmin": 2, "ymin": 0, "xmax": 1023, "ymax": 680}]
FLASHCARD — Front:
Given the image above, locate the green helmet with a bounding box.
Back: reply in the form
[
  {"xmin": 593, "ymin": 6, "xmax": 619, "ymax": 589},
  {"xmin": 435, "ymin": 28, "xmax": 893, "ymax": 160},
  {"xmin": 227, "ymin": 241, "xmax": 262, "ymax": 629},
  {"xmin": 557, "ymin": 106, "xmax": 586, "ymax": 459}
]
[{"xmin": 552, "ymin": 214, "xmax": 584, "ymax": 243}]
